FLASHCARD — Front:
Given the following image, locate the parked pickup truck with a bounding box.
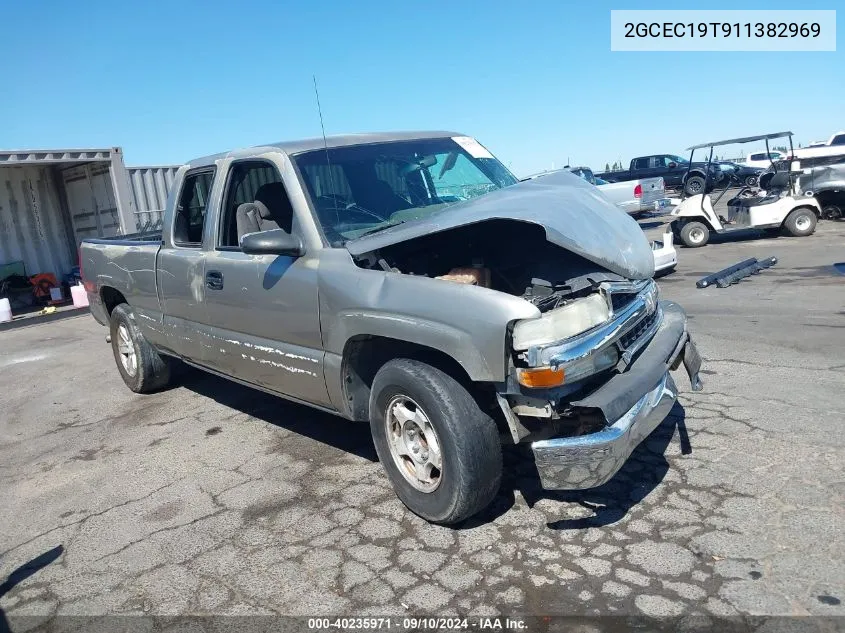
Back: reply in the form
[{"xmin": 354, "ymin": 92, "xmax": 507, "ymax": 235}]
[
  {"xmin": 522, "ymin": 168, "xmax": 667, "ymax": 216},
  {"xmin": 569, "ymin": 166, "xmax": 666, "ymax": 216},
  {"xmin": 597, "ymin": 154, "xmax": 724, "ymax": 196},
  {"xmin": 81, "ymin": 131, "xmax": 703, "ymax": 524}
]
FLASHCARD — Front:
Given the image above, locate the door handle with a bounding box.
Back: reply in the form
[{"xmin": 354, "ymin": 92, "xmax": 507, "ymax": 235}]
[{"xmin": 206, "ymin": 271, "xmax": 224, "ymax": 290}]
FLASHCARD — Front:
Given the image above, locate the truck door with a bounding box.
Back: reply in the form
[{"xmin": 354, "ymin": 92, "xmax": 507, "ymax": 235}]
[
  {"xmin": 630, "ymin": 156, "xmax": 653, "ymax": 179},
  {"xmin": 199, "ymin": 158, "xmax": 330, "ymax": 408},
  {"xmin": 657, "ymin": 156, "xmax": 683, "ymax": 187},
  {"xmin": 156, "ymin": 167, "xmax": 215, "ymax": 362}
]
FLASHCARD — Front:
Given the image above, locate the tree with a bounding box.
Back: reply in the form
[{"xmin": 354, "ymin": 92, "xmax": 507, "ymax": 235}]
[{"xmin": 605, "ymin": 162, "xmax": 610, "ymax": 171}]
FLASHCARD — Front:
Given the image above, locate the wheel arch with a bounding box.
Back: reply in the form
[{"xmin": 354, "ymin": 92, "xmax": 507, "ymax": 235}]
[
  {"xmin": 812, "ymin": 189, "xmax": 845, "ymax": 210},
  {"xmin": 782, "ymin": 204, "xmax": 821, "ymax": 226},
  {"xmin": 341, "ymin": 335, "xmax": 496, "ymax": 423},
  {"xmin": 683, "ymin": 169, "xmax": 707, "ymax": 182},
  {"xmin": 101, "ymin": 286, "xmax": 128, "ymax": 315},
  {"xmin": 675, "ymin": 215, "xmax": 717, "ymax": 232}
]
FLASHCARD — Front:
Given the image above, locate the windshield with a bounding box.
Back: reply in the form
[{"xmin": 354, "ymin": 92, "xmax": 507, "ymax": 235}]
[{"xmin": 293, "ymin": 137, "xmax": 518, "ymax": 245}]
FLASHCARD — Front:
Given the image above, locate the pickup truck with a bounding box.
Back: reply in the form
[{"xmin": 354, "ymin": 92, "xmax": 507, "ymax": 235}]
[
  {"xmin": 568, "ymin": 166, "xmax": 666, "ymax": 216},
  {"xmin": 597, "ymin": 154, "xmax": 724, "ymax": 196},
  {"xmin": 81, "ymin": 131, "xmax": 703, "ymax": 525},
  {"xmin": 779, "ymin": 153, "xmax": 845, "ymax": 220}
]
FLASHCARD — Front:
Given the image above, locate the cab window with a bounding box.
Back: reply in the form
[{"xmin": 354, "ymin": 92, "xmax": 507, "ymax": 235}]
[
  {"xmin": 173, "ymin": 169, "xmax": 215, "ymax": 247},
  {"xmin": 218, "ymin": 161, "xmax": 295, "ymax": 249}
]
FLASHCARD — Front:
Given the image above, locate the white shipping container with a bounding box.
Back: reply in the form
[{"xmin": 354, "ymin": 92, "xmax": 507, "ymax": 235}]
[{"xmin": 0, "ymin": 147, "xmax": 179, "ymax": 280}]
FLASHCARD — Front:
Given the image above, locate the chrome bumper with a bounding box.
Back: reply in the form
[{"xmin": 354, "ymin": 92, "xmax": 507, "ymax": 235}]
[{"xmin": 531, "ymin": 372, "xmax": 678, "ymax": 490}]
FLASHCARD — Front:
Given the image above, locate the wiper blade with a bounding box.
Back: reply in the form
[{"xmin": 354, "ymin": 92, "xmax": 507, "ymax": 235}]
[{"xmin": 355, "ymin": 220, "xmax": 406, "ymax": 238}]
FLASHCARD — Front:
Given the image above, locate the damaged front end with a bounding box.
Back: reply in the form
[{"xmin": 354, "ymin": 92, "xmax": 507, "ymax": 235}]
[
  {"xmin": 504, "ymin": 278, "xmax": 703, "ymax": 490},
  {"xmin": 343, "ymin": 172, "xmax": 702, "ymax": 492}
]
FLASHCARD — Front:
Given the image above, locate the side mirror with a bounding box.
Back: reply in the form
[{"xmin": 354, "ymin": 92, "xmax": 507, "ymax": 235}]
[
  {"xmin": 667, "ymin": 162, "xmax": 677, "ymax": 169},
  {"xmin": 240, "ymin": 229, "xmax": 304, "ymax": 257}
]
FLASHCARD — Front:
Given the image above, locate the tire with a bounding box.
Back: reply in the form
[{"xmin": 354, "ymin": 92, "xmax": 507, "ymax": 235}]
[
  {"xmin": 670, "ymin": 220, "xmax": 682, "ymax": 239},
  {"xmin": 684, "ymin": 175, "xmax": 706, "ymax": 196},
  {"xmin": 744, "ymin": 175, "xmax": 758, "ymax": 187},
  {"xmin": 369, "ymin": 359, "xmax": 502, "ymax": 524},
  {"xmin": 110, "ymin": 303, "xmax": 171, "ymax": 393},
  {"xmin": 822, "ymin": 204, "xmax": 843, "ymax": 220},
  {"xmin": 783, "ymin": 207, "xmax": 817, "ymax": 237},
  {"xmin": 679, "ymin": 221, "xmax": 710, "ymax": 248}
]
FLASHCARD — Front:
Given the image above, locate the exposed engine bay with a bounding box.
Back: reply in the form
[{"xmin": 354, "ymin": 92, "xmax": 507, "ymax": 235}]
[{"xmin": 352, "ymin": 220, "xmax": 626, "ymax": 312}]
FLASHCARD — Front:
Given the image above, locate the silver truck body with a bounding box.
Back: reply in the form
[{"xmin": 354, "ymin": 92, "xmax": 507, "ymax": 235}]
[
  {"xmin": 527, "ymin": 167, "xmax": 666, "ymax": 215},
  {"xmin": 81, "ymin": 132, "xmax": 701, "ymax": 497},
  {"xmin": 597, "ymin": 178, "xmax": 666, "ymax": 215}
]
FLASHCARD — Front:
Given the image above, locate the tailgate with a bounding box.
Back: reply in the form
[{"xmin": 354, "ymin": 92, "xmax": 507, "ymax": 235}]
[{"xmin": 639, "ymin": 177, "xmax": 665, "ymax": 206}]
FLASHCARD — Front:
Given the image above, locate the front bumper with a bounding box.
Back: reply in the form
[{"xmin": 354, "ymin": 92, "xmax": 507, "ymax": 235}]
[{"xmin": 530, "ymin": 302, "xmax": 701, "ymax": 490}]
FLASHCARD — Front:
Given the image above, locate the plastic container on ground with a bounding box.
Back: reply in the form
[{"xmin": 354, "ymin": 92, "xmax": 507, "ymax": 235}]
[
  {"xmin": 70, "ymin": 284, "xmax": 89, "ymax": 308},
  {"xmin": 0, "ymin": 297, "xmax": 12, "ymax": 323}
]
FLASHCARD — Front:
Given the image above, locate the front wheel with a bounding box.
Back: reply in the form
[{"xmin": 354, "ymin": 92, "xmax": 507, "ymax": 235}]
[
  {"xmin": 783, "ymin": 208, "xmax": 817, "ymax": 237},
  {"xmin": 110, "ymin": 304, "xmax": 171, "ymax": 393},
  {"xmin": 744, "ymin": 175, "xmax": 758, "ymax": 187},
  {"xmin": 369, "ymin": 359, "xmax": 502, "ymax": 524},
  {"xmin": 679, "ymin": 221, "xmax": 710, "ymax": 247},
  {"xmin": 684, "ymin": 175, "xmax": 706, "ymax": 196}
]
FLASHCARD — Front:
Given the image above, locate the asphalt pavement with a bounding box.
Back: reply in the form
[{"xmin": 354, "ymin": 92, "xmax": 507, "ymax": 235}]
[{"xmin": 0, "ymin": 215, "xmax": 843, "ymax": 623}]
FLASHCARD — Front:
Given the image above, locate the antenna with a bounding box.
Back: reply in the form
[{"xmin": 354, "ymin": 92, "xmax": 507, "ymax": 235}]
[{"xmin": 313, "ymin": 75, "xmax": 339, "ymax": 222}]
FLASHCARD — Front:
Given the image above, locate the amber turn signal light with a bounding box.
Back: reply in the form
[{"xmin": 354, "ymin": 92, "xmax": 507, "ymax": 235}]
[{"xmin": 516, "ymin": 366, "xmax": 565, "ymax": 388}]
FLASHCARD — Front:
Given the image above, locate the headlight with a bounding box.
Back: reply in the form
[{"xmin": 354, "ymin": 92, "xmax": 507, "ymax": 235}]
[
  {"xmin": 517, "ymin": 346, "xmax": 619, "ymax": 388},
  {"xmin": 512, "ymin": 293, "xmax": 610, "ymax": 351}
]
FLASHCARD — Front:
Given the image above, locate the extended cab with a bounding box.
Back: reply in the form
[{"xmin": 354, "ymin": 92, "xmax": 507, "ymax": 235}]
[
  {"xmin": 597, "ymin": 154, "xmax": 724, "ymax": 196},
  {"xmin": 81, "ymin": 132, "xmax": 703, "ymax": 524}
]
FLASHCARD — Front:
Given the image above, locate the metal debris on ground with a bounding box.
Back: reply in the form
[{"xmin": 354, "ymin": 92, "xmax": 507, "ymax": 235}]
[{"xmin": 696, "ymin": 256, "xmax": 778, "ymax": 288}]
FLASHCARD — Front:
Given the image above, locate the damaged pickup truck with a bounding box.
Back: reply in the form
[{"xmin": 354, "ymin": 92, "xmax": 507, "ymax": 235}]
[{"xmin": 81, "ymin": 132, "xmax": 703, "ymax": 524}]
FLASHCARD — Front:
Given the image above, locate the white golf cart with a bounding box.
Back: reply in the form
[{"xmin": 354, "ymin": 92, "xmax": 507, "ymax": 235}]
[{"xmin": 670, "ymin": 132, "xmax": 821, "ymax": 248}]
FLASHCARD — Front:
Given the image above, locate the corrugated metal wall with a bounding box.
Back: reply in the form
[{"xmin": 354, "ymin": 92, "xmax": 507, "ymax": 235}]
[
  {"xmin": 0, "ymin": 165, "xmax": 76, "ymax": 278},
  {"xmin": 127, "ymin": 166, "xmax": 179, "ymax": 232}
]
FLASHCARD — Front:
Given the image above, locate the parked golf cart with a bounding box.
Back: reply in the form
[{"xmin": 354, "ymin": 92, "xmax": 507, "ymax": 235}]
[{"xmin": 670, "ymin": 132, "xmax": 821, "ymax": 248}]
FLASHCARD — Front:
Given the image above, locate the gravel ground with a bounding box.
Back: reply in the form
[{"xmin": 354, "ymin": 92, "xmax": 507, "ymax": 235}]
[{"xmin": 1, "ymin": 214, "xmax": 843, "ymax": 624}]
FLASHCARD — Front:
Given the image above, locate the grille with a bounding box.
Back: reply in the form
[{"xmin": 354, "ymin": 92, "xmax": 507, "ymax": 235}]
[{"xmin": 619, "ymin": 309, "xmax": 658, "ymax": 350}]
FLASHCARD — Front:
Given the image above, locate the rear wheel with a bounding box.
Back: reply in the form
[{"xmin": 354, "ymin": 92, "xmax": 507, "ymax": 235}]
[
  {"xmin": 684, "ymin": 175, "xmax": 706, "ymax": 196},
  {"xmin": 783, "ymin": 208, "xmax": 817, "ymax": 237},
  {"xmin": 110, "ymin": 304, "xmax": 171, "ymax": 393},
  {"xmin": 369, "ymin": 359, "xmax": 502, "ymax": 524},
  {"xmin": 679, "ymin": 221, "xmax": 710, "ymax": 248}
]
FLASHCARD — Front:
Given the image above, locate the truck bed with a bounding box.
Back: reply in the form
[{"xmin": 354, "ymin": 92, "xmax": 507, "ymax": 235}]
[{"xmin": 80, "ymin": 237, "xmax": 163, "ymax": 325}]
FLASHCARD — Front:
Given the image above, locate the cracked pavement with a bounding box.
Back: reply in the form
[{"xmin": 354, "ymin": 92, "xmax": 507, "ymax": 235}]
[{"xmin": 0, "ymin": 217, "xmax": 843, "ymax": 621}]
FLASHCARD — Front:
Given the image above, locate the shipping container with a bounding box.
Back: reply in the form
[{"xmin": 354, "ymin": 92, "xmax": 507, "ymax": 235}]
[
  {"xmin": 127, "ymin": 165, "xmax": 179, "ymax": 232},
  {"xmin": 0, "ymin": 148, "xmax": 181, "ymax": 283},
  {"xmin": 0, "ymin": 164, "xmax": 77, "ymax": 282}
]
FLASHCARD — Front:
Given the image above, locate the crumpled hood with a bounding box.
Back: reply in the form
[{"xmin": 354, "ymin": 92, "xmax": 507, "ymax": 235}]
[{"xmin": 345, "ymin": 170, "xmax": 655, "ymax": 279}]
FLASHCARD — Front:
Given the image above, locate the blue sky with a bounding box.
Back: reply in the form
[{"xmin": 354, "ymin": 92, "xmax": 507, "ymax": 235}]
[{"xmin": 1, "ymin": 0, "xmax": 841, "ymax": 176}]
